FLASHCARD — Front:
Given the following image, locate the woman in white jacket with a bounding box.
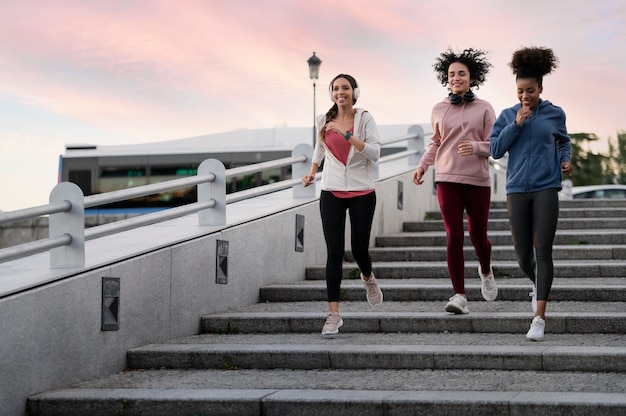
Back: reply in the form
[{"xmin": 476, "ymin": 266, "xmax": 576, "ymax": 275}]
[{"xmin": 301, "ymin": 74, "xmax": 383, "ymax": 335}]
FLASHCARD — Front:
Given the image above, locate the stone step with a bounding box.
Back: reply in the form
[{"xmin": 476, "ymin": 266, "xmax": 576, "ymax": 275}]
[
  {"xmin": 349, "ymin": 244, "xmax": 626, "ymax": 262},
  {"xmin": 426, "ymin": 207, "xmax": 626, "ymax": 220},
  {"xmin": 124, "ymin": 342, "xmax": 626, "ymax": 373},
  {"xmin": 138, "ymin": 332, "xmax": 626, "ymax": 348},
  {"xmin": 260, "ymin": 279, "xmax": 626, "ymax": 302},
  {"xmin": 406, "ymin": 217, "xmax": 626, "ymax": 232},
  {"xmin": 305, "ymin": 260, "xmax": 626, "ymax": 279},
  {"xmin": 27, "ymin": 387, "xmax": 626, "ymax": 416},
  {"xmin": 503, "ymin": 199, "xmax": 626, "ymax": 208},
  {"xmin": 376, "ymin": 229, "xmax": 626, "ymax": 246},
  {"xmin": 221, "ymin": 299, "xmax": 625, "ymax": 313},
  {"xmin": 200, "ymin": 310, "xmax": 626, "ymax": 335}
]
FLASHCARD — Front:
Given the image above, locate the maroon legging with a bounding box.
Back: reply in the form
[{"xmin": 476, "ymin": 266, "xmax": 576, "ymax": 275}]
[{"xmin": 437, "ymin": 182, "xmax": 492, "ymax": 294}]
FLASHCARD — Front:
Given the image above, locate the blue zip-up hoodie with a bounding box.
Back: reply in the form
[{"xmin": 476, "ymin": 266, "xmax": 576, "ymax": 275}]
[{"xmin": 490, "ymin": 99, "xmax": 571, "ymax": 194}]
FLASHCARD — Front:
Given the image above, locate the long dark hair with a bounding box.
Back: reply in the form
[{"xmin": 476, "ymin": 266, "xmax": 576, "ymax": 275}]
[{"xmin": 319, "ymin": 74, "xmax": 359, "ymax": 141}]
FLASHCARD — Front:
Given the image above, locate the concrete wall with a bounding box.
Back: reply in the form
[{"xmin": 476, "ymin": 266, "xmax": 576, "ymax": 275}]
[{"xmin": 0, "ymin": 167, "xmax": 430, "ymax": 416}]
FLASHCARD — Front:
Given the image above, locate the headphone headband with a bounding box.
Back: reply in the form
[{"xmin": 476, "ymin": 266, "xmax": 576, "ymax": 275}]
[{"xmin": 449, "ymin": 90, "xmax": 475, "ymax": 105}]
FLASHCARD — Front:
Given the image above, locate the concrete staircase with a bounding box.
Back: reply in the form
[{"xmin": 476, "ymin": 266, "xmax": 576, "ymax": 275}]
[{"xmin": 28, "ymin": 199, "xmax": 626, "ymax": 415}]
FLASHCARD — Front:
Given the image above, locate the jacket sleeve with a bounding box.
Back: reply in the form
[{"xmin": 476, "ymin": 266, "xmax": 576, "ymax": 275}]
[
  {"xmin": 358, "ymin": 111, "xmax": 381, "ymax": 162},
  {"xmin": 490, "ymin": 109, "xmax": 520, "ymax": 159},
  {"xmin": 418, "ymin": 109, "xmax": 441, "ymax": 172},
  {"xmin": 554, "ymin": 106, "xmax": 572, "ymax": 163},
  {"xmin": 311, "ymin": 114, "xmax": 327, "ymax": 166},
  {"xmin": 473, "ymin": 103, "xmax": 496, "ymax": 157}
]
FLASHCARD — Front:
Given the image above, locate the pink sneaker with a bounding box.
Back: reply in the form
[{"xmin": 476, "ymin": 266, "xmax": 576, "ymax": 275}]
[
  {"xmin": 321, "ymin": 312, "xmax": 343, "ymax": 335},
  {"xmin": 361, "ymin": 273, "xmax": 383, "ymax": 306}
]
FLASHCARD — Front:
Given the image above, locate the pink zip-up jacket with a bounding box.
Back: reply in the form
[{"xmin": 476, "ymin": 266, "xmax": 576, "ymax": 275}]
[{"xmin": 417, "ymin": 96, "xmax": 495, "ymax": 187}]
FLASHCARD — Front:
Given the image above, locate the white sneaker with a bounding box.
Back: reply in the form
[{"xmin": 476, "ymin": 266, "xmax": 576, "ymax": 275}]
[
  {"xmin": 321, "ymin": 312, "xmax": 343, "ymax": 335},
  {"xmin": 526, "ymin": 316, "xmax": 545, "ymax": 341},
  {"xmin": 529, "ymin": 284, "xmax": 537, "ymax": 313},
  {"xmin": 478, "ymin": 265, "xmax": 498, "ymax": 301},
  {"xmin": 445, "ymin": 294, "xmax": 469, "ymax": 314}
]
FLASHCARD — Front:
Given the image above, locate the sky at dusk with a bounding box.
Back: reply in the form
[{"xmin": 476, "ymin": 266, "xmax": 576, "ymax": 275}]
[{"xmin": 1, "ymin": 0, "xmax": 624, "ymax": 211}]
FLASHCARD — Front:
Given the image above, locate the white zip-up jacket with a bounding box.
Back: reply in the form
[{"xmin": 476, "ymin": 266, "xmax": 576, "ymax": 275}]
[{"xmin": 312, "ymin": 108, "xmax": 381, "ymax": 191}]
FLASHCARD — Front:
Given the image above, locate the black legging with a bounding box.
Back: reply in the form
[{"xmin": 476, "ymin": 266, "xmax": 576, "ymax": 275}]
[
  {"xmin": 320, "ymin": 190, "xmax": 376, "ymax": 302},
  {"xmin": 506, "ymin": 189, "xmax": 559, "ymax": 301}
]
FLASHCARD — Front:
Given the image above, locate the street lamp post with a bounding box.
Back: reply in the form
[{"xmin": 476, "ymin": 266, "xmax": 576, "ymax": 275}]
[{"xmin": 307, "ymin": 52, "xmax": 322, "ymax": 148}]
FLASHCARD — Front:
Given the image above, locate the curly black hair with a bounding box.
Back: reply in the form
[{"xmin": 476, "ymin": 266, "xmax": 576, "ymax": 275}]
[
  {"xmin": 509, "ymin": 47, "xmax": 559, "ymax": 87},
  {"xmin": 433, "ymin": 48, "xmax": 492, "ymax": 89}
]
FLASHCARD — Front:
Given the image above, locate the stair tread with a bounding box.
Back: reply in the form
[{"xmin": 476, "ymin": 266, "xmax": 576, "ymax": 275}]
[
  {"xmin": 58, "ymin": 371, "xmax": 626, "ymax": 395},
  {"xmin": 322, "ymin": 259, "xmax": 626, "ymax": 266},
  {"xmin": 212, "ymin": 301, "xmax": 626, "ymax": 313},
  {"xmin": 266, "ymin": 277, "xmax": 626, "ymax": 286},
  {"xmin": 156, "ymin": 332, "xmax": 626, "ymax": 348},
  {"xmin": 383, "ymin": 228, "xmax": 626, "ymax": 235}
]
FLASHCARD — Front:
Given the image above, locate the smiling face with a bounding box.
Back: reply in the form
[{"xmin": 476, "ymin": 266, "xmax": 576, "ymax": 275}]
[
  {"xmin": 331, "ymin": 77, "xmax": 355, "ymax": 106},
  {"xmin": 516, "ymin": 77, "xmax": 543, "ymax": 110},
  {"xmin": 448, "ymin": 61, "xmax": 472, "ymax": 95}
]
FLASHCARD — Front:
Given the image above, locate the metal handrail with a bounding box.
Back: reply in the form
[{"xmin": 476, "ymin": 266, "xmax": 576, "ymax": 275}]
[
  {"xmin": 226, "ymin": 155, "xmax": 307, "ymax": 179},
  {"xmin": 0, "ymin": 127, "xmax": 430, "ymax": 266},
  {"xmin": 85, "ymin": 200, "xmax": 217, "ymax": 240},
  {"xmin": 0, "ymin": 234, "xmax": 72, "ymax": 263},
  {"xmin": 84, "ymin": 174, "xmax": 216, "ymax": 209},
  {"xmin": 0, "ymin": 201, "xmax": 71, "ymax": 226}
]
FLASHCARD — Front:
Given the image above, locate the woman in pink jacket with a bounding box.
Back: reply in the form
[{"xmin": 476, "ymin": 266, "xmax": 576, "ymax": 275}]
[{"xmin": 412, "ymin": 48, "xmax": 498, "ymax": 313}]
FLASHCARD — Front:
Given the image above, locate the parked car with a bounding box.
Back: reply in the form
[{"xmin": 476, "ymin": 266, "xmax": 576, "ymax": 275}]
[{"xmin": 571, "ymin": 184, "xmax": 626, "ymax": 199}]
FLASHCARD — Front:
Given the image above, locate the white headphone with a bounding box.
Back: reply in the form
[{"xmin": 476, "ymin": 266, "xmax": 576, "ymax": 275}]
[{"xmin": 328, "ymin": 75, "xmax": 360, "ymax": 102}]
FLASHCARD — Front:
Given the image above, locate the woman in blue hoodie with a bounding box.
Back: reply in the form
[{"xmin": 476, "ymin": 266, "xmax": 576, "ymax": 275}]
[{"xmin": 490, "ymin": 47, "xmax": 573, "ymax": 341}]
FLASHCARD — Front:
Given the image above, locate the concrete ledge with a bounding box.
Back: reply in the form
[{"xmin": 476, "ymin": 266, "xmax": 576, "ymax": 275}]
[{"xmin": 27, "ymin": 389, "xmax": 626, "ymax": 416}]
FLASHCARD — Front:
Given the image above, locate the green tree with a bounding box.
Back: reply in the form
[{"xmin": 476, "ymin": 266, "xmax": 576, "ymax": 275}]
[
  {"xmin": 569, "ymin": 133, "xmax": 611, "ymax": 186},
  {"xmin": 607, "ymin": 130, "xmax": 626, "ymax": 184}
]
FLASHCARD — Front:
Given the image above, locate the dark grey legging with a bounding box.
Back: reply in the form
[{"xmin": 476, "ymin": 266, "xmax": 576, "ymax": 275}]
[
  {"xmin": 506, "ymin": 189, "xmax": 559, "ymax": 301},
  {"xmin": 320, "ymin": 190, "xmax": 376, "ymax": 302}
]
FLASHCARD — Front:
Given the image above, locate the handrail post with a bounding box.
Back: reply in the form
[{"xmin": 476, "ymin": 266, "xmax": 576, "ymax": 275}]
[
  {"xmin": 49, "ymin": 182, "xmax": 85, "ymax": 267},
  {"xmin": 198, "ymin": 159, "xmax": 226, "ymax": 226},
  {"xmin": 292, "ymin": 143, "xmax": 315, "ymax": 198},
  {"xmin": 408, "ymin": 124, "xmax": 425, "ymax": 166}
]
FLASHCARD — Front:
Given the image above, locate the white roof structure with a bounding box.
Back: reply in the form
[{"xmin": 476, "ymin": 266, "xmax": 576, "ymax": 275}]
[{"xmin": 64, "ymin": 124, "xmax": 419, "ymax": 158}]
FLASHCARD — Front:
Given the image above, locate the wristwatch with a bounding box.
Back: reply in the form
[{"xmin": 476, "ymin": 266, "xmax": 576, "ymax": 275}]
[{"xmin": 344, "ymin": 131, "xmax": 353, "ymax": 141}]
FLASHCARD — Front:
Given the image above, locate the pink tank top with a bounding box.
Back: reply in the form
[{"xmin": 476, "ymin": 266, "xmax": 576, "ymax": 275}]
[{"xmin": 325, "ymin": 127, "xmax": 374, "ymax": 199}]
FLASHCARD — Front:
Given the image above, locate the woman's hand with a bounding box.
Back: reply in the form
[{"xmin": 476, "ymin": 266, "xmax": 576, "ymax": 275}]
[
  {"xmin": 516, "ymin": 105, "xmax": 532, "ymax": 126},
  {"xmin": 561, "ymin": 161, "xmax": 573, "ymax": 177},
  {"xmin": 458, "ymin": 140, "xmax": 473, "ymax": 156},
  {"xmin": 324, "ymin": 121, "xmax": 344, "ymax": 137},
  {"xmin": 301, "ymin": 174, "xmax": 315, "ymax": 187},
  {"xmin": 412, "ymin": 167, "xmax": 425, "ymax": 185}
]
